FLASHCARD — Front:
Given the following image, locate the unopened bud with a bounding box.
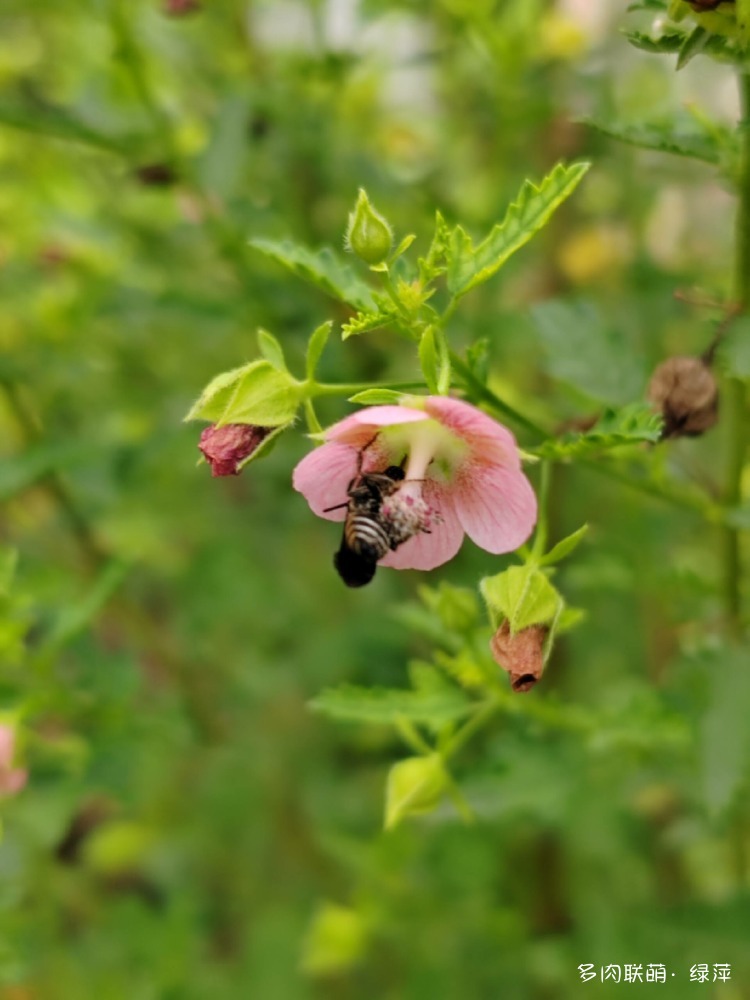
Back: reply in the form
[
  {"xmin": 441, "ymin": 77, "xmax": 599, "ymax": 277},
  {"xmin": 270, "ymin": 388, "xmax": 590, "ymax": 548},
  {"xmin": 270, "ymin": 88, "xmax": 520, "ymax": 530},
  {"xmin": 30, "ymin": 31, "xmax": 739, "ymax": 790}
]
[
  {"xmin": 199, "ymin": 423, "xmax": 270, "ymax": 477},
  {"xmin": 646, "ymin": 356, "xmax": 718, "ymax": 439},
  {"xmin": 135, "ymin": 163, "xmax": 178, "ymax": 187},
  {"xmin": 164, "ymin": 0, "xmax": 201, "ymax": 15},
  {"xmin": 345, "ymin": 189, "xmax": 393, "ymax": 265},
  {"xmin": 490, "ymin": 621, "xmax": 547, "ymax": 693}
]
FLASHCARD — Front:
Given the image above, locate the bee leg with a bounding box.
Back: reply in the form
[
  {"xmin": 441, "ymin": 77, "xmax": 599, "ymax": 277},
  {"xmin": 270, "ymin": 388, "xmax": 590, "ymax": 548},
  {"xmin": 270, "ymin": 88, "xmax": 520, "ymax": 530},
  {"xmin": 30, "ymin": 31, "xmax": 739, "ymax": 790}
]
[{"xmin": 322, "ymin": 501, "xmax": 350, "ymax": 513}]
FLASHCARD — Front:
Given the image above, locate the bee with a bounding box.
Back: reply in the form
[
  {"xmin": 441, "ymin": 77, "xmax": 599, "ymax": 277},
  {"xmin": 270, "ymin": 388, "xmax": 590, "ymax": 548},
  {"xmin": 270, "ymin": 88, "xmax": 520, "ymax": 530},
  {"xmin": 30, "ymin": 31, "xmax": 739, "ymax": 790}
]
[{"xmin": 323, "ymin": 439, "xmax": 428, "ymax": 587}]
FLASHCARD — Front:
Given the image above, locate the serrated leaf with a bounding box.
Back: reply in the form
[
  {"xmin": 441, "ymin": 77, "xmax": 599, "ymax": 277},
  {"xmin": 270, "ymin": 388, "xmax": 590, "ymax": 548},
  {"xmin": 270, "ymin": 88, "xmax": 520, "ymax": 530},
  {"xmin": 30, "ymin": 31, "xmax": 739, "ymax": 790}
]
[
  {"xmin": 341, "ymin": 309, "xmax": 395, "ymax": 340},
  {"xmin": 249, "ymin": 238, "xmax": 376, "ymax": 310},
  {"xmin": 347, "ymin": 389, "xmax": 404, "ymax": 405},
  {"xmin": 305, "ymin": 321, "xmax": 332, "ymax": 379},
  {"xmin": 534, "ymin": 404, "xmax": 663, "ymax": 460},
  {"xmin": 623, "ymin": 29, "xmax": 687, "ymax": 54},
  {"xmin": 446, "ymin": 162, "xmax": 589, "ymax": 298},
  {"xmin": 384, "ymin": 754, "xmax": 448, "ymax": 830},
  {"xmin": 257, "ymin": 329, "xmax": 287, "ymax": 372},
  {"xmin": 530, "ymin": 299, "xmax": 645, "ymax": 405},
  {"xmin": 419, "ymin": 210, "xmax": 452, "ymax": 282},
  {"xmin": 540, "ymin": 524, "xmax": 589, "ymax": 566},
  {"xmin": 581, "ymin": 116, "xmax": 731, "ymax": 165},
  {"xmin": 309, "ymin": 684, "xmax": 472, "ymax": 727},
  {"xmin": 677, "ymin": 25, "xmax": 710, "ymax": 69}
]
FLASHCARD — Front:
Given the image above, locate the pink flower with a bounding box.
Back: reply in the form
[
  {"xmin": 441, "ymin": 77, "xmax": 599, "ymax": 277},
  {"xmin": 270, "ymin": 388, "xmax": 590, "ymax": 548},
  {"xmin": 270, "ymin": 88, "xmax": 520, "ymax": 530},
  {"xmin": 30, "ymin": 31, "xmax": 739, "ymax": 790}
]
[
  {"xmin": 292, "ymin": 397, "xmax": 537, "ymax": 571},
  {"xmin": 0, "ymin": 725, "xmax": 26, "ymax": 797}
]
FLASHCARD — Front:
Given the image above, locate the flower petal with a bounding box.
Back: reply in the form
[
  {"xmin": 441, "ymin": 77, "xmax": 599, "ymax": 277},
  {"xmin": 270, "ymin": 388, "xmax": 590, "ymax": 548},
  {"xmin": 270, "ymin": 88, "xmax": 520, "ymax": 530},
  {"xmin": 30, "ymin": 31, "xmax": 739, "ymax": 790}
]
[
  {"xmin": 292, "ymin": 442, "xmax": 358, "ymax": 521},
  {"xmin": 325, "ymin": 405, "xmax": 429, "ymax": 448},
  {"xmin": 424, "ymin": 396, "xmax": 521, "ymax": 468},
  {"xmin": 454, "ymin": 463, "xmax": 537, "ymax": 554},
  {"xmin": 379, "ymin": 484, "xmax": 464, "ymax": 571}
]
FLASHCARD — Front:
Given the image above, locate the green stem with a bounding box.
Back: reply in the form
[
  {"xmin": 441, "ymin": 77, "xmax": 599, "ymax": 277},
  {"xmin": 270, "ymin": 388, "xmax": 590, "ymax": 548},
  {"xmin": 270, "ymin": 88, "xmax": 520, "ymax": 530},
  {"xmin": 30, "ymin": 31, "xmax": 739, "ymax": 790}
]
[
  {"xmin": 449, "ymin": 353, "xmax": 547, "ymax": 439},
  {"xmin": 723, "ymin": 71, "xmax": 750, "ymax": 637},
  {"xmin": 443, "ymin": 699, "xmax": 500, "ymax": 762},
  {"xmin": 531, "ymin": 460, "xmax": 552, "ymax": 560},
  {"xmin": 311, "ymin": 381, "xmax": 427, "ymax": 398}
]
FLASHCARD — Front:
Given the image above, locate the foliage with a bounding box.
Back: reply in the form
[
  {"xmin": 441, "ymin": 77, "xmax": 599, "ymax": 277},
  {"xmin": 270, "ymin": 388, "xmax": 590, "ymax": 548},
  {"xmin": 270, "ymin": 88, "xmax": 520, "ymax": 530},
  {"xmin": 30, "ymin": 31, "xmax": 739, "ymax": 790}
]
[{"xmin": 0, "ymin": 0, "xmax": 749, "ymax": 997}]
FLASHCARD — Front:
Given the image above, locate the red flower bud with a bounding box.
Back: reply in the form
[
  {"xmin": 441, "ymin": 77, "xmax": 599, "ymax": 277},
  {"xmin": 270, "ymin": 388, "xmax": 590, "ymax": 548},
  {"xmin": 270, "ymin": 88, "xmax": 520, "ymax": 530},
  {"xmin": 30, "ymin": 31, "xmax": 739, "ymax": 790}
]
[
  {"xmin": 198, "ymin": 423, "xmax": 270, "ymax": 477},
  {"xmin": 490, "ymin": 621, "xmax": 547, "ymax": 693},
  {"xmin": 164, "ymin": 0, "xmax": 201, "ymax": 15}
]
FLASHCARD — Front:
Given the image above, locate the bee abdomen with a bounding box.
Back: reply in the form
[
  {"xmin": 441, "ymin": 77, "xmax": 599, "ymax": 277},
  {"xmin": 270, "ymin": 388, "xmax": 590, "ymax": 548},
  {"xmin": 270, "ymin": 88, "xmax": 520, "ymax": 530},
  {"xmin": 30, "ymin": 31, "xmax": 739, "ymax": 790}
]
[{"xmin": 344, "ymin": 515, "xmax": 390, "ymax": 560}]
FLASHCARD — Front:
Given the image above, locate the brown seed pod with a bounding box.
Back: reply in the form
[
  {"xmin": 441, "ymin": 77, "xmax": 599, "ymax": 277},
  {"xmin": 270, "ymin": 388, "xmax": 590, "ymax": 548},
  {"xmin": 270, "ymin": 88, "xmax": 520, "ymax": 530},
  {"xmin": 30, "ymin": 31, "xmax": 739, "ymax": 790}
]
[
  {"xmin": 646, "ymin": 355, "xmax": 718, "ymax": 439},
  {"xmin": 489, "ymin": 621, "xmax": 547, "ymax": 693}
]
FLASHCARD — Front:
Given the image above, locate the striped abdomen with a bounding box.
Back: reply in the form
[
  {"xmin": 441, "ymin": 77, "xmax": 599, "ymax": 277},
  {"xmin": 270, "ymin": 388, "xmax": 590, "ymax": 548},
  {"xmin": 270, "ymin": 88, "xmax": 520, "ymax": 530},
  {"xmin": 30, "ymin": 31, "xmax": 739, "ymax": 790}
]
[{"xmin": 344, "ymin": 513, "xmax": 391, "ymax": 560}]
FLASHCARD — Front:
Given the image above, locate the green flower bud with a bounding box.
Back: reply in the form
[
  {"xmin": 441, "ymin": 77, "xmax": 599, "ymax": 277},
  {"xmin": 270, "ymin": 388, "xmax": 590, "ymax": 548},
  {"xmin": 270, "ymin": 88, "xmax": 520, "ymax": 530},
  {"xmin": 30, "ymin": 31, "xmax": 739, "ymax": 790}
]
[
  {"xmin": 345, "ymin": 189, "xmax": 394, "ymax": 265},
  {"xmin": 185, "ymin": 360, "xmax": 301, "ymax": 428}
]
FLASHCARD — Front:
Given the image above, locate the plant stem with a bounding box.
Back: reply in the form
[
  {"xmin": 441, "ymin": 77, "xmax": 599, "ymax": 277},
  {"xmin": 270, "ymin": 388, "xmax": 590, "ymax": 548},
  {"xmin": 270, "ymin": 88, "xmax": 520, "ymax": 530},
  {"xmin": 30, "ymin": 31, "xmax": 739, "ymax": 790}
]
[
  {"xmin": 449, "ymin": 353, "xmax": 547, "ymax": 438},
  {"xmin": 723, "ymin": 71, "xmax": 750, "ymax": 637},
  {"xmin": 311, "ymin": 381, "xmax": 426, "ymax": 398},
  {"xmin": 443, "ymin": 699, "xmax": 500, "ymax": 762}
]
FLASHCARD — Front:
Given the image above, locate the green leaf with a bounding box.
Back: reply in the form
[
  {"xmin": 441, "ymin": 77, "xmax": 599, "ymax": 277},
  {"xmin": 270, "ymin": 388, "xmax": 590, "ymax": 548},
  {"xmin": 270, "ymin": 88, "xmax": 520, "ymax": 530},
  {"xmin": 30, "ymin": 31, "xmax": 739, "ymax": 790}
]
[
  {"xmin": 348, "ymin": 389, "xmax": 405, "ymax": 405},
  {"xmin": 419, "ymin": 210, "xmax": 452, "ymax": 282},
  {"xmin": 534, "ymin": 403, "xmax": 663, "ymax": 460},
  {"xmin": 0, "ymin": 97, "xmax": 133, "ymax": 154},
  {"xmin": 250, "ymin": 238, "xmax": 376, "ymax": 310},
  {"xmin": 418, "ymin": 326, "xmax": 450, "ymax": 395},
  {"xmin": 389, "ymin": 233, "xmax": 416, "ymax": 262},
  {"xmin": 581, "ymin": 116, "xmax": 731, "ymax": 165},
  {"xmin": 622, "ymin": 29, "xmax": 687, "ymax": 54},
  {"xmin": 530, "ymin": 299, "xmax": 645, "ymax": 405},
  {"xmin": 480, "ymin": 565, "xmax": 563, "ymax": 633},
  {"xmin": 301, "ymin": 904, "xmax": 368, "ymax": 976},
  {"xmin": 185, "ymin": 361, "xmax": 301, "ymax": 426},
  {"xmin": 419, "ymin": 326, "xmax": 439, "ymax": 393},
  {"xmin": 341, "ymin": 309, "xmax": 396, "ymax": 340},
  {"xmin": 305, "ymin": 321, "xmax": 333, "ymax": 379},
  {"xmin": 384, "ymin": 754, "xmax": 448, "ymax": 830},
  {"xmin": 446, "ymin": 162, "xmax": 590, "ymax": 298},
  {"xmin": 257, "ymin": 329, "xmax": 288, "ymax": 372},
  {"xmin": 309, "ymin": 684, "xmax": 473, "ymax": 727},
  {"xmin": 41, "ymin": 561, "xmax": 130, "ymax": 655},
  {"xmin": 677, "ymin": 25, "xmax": 710, "ymax": 69},
  {"xmin": 540, "ymin": 524, "xmax": 589, "ymax": 566}
]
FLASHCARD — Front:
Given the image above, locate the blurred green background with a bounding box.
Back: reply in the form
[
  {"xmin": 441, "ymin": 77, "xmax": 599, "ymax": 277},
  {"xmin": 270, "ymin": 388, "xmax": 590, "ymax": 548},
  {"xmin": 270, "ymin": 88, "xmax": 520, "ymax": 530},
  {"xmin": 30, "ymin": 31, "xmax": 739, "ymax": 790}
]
[{"xmin": 0, "ymin": 1, "xmax": 748, "ymax": 997}]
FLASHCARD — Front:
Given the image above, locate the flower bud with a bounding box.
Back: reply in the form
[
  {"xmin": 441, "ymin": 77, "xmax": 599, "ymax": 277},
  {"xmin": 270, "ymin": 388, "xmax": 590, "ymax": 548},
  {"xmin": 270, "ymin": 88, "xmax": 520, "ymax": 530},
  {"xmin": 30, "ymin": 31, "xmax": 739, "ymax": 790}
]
[
  {"xmin": 646, "ymin": 355, "xmax": 718, "ymax": 439},
  {"xmin": 164, "ymin": 0, "xmax": 201, "ymax": 15},
  {"xmin": 345, "ymin": 189, "xmax": 393, "ymax": 265},
  {"xmin": 199, "ymin": 423, "xmax": 270, "ymax": 477},
  {"xmin": 135, "ymin": 163, "xmax": 178, "ymax": 187},
  {"xmin": 490, "ymin": 621, "xmax": 547, "ymax": 693}
]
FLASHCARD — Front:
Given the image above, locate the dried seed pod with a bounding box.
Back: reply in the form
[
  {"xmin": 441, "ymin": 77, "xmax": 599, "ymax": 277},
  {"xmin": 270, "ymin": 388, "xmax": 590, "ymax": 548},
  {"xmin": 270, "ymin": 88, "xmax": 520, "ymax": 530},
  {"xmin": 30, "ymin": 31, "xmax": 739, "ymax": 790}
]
[
  {"xmin": 646, "ymin": 355, "xmax": 718, "ymax": 439},
  {"xmin": 489, "ymin": 621, "xmax": 547, "ymax": 693}
]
